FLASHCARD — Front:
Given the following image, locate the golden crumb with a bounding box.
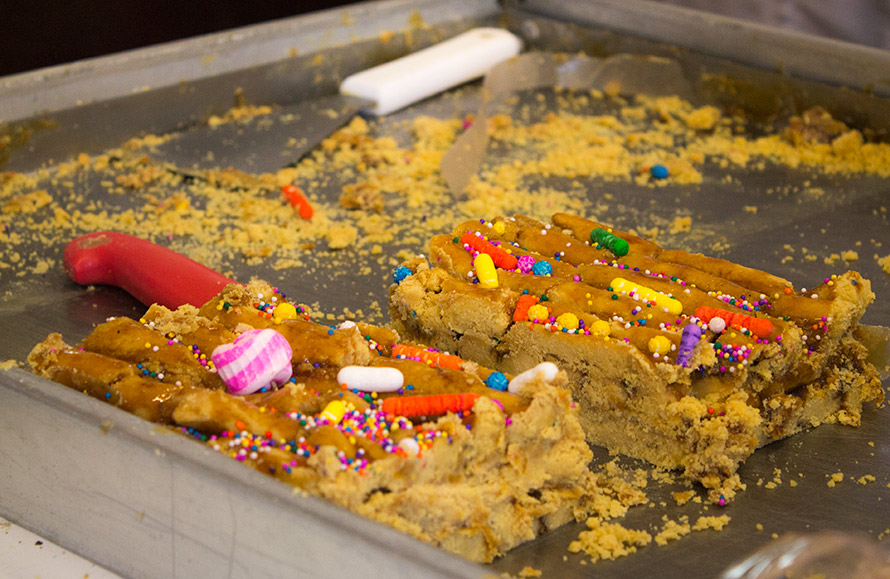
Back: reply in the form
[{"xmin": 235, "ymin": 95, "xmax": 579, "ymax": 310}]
[
  {"xmin": 672, "ymin": 490, "xmax": 696, "ymax": 506},
  {"xmin": 691, "ymin": 515, "xmax": 731, "ymax": 532},
  {"xmin": 858, "ymin": 475, "xmax": 876, "ymax": 485},
  {"xmin": 518, "ymin": 567, "xmax": 543, "ymax": 578},
  {"xmin": 0, "ymin": 359, "xmax": 21, "ymax": 370},
  {"xmin": 569, "ymin": 518, "xmax": 652, "ymax": 562},
  {"xmin": 827, "ymin": 472, "xmax": 844, "ymax": 488},
  {"xmin": 669, "ymin": 216, "xmax": 692, "ymax": 234},
  {"xmin": 654, "ymin": 518, "xmax": 691, "ymax": 546}
]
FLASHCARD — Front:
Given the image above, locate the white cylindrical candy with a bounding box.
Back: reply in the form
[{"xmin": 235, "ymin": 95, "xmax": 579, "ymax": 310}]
[
  {"xmin": 337, "ymin": 365, "xmax": 404, "ymax": 392},
  {"xmin": 507, "ymin": 361, "xmax": 560, "ymax": 394}
]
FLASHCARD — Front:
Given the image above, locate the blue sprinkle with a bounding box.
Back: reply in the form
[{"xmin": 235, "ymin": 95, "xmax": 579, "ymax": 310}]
[
  {"xmin": 105, "ymin": 392, "xmax": 112, "ymax": 399},
  {"xmin": 485, "ymin": 372, "xmax": 509, "ymax": 392},
  {"xmin": 532, "ymin": 261, "xmax": 553, "ymax": 276},
  {"xmin": 392, "ymin": 266, "xmax": 412, "ymax": 284},
  {"xmin": 650, "ymin": 164, "xmax": 669, "ymax": 179}
]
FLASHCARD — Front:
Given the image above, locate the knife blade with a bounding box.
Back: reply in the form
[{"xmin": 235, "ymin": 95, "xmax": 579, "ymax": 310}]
[{"xmin": 150, "ymin": 27, "xmax": 521, "ymax": 176}]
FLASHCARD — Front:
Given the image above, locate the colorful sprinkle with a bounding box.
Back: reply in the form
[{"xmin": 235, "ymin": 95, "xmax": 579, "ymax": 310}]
[
  {"xmin": 485, "ymin": 372, "xmax": 509, "ymax": 391},
  {"xmin": 676, "ymin": 323, "xmax": 702, "ymax": 367},
  {"xmin": 474, "ymin": 253, "xmax": 499, "ymax": 288},
  {"xmin": 532, "ymin": 260, "xmax": 553, "ymax": 276},
  {"xmin": 650, "ymin": 164, "xmax": 669, "ymax": 179},
  {"xmin": 460, "ymin": 231, "xmax": 518, "ymax": 270},
  {"xmin": 694, "ymin": 306, "xmax": 773, "ymax": 338},
  {"xmin": 611, "ymin": 277, "xmax": 683, "ymax": 315},
  {"xmin": 337, "ymin": 366, "xmax": 404, "ymax": 392},
  {"xmin": 381, "ymin": 392, "xmax": 481, "ymax": 418},
  {"xmin": 590, "ymin": 228, "xmax": 629, "ymax": 257}
]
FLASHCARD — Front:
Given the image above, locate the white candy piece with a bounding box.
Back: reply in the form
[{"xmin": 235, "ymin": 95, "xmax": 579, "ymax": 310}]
[
  {"xmin": 338, "ymin": 320, "xmax": 357, "ymax": 330},
  {"xmin": 507, "ymin": 362, "xmax": 560, "ymax": 394},
  {"xmin": 337, "ymin": 365, "xmax": 404, "ymax": 392},
  {"xmin": 708, "ymin": 317, "xmax": 727, "ymax": 333},
  {"xmin": 340, "ymin": 27, "xmax": 522, "ymax": 116},
  {"xmin": 398, "ymin": 438, "xmax": 420, "ymax": 456}
]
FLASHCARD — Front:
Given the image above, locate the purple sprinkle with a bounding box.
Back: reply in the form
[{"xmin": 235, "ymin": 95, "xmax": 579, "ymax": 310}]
[{"xmin": 676, "ymin": 323, "xmax": 702, "ymax": 367}]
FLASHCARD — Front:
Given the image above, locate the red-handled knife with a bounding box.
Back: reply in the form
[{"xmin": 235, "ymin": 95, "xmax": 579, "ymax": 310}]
[{"xmin": 64, "ymin": 232, "xmax": 237, "ymax": 309}]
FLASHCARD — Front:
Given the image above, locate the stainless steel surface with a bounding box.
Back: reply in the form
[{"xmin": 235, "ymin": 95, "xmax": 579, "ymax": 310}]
[
  {"xmin": 151, "ymin": 94, "xmax": 368, "ymax": 175},
  {"xmin": 0, "ymin": 368, "xmax": 485, "ymax": 579},
  {"xmin": 1, "ymin": 1, "xmax": 889, "ymax": 577},
  {"xmin": 512, "ymin": 0, "xmax": 890, "ymax": 97}
]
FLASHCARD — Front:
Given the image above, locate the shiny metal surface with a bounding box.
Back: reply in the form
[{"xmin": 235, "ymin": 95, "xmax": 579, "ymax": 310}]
[{"xmin": 1, "ymin": 1, "xmax": 889, "ymax": 577}]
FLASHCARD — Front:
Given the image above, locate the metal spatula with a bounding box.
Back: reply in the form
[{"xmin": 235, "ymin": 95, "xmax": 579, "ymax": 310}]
[{"xmin": 149, "ymin": 27, "xmax": 521, "ymax": 176}]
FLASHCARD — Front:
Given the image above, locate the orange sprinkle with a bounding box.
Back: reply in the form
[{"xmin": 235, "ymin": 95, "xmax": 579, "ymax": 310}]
[
  {"xmin": 695, "ymin": 306, "xmax": 774, "ymax": 338},
  {"xmin": 513, "ymin": 294, "xmax": 540, "ymax": 322},
  {"xmin": 281, "ymin": 185, "xmax": 313, "ymax": 220},
  {"xmin": 460, "ymin": 232, "xmax": 518, "ymax": 270},
  {"xmin": 382, "ymin": 392, "xmax": 481, "ymax": 418},
  {"xmin": 392, "ymin": 344, "xmax": 463, "ymax": 370},
  {"xmin": 234, "ymin": 420, "xmax": 246, "ymax": 431}
]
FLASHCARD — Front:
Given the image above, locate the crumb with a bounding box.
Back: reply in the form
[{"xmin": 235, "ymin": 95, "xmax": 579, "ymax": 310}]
[
  {"xmin": 755, "ymin": 523, "xmax": 764, "ymax": 531},
  {"xmin": 827, "ymin": 472, "xmax": 844, "ymax": 488},
  {"xmin": 654, "ymin": 518, "xmax": 691, "ymax": 546},
  {"xmin": 518, "ymin": 567, "xmax": 542, "ymax": 578},
  {"xmin": 569, "ymin": 518, "xmax": 652, "ymax": 562},
  {"xmin": 692, "ymin": 515, "xmax": 731, "ymax": 532},
  {"xmin": 858, "ymin": 475, "xmax": 876, "ymax": 485},
  {"xmin": 669, "ymin": 216, "xmax": 692, "ymax": 234},
  {"xmin": 742, "ymin": 205, "xmax": 758, "ymax": 214},
  {"xmin": 672, "ymin": 490, "xmax": 696, "ymax": 506}
]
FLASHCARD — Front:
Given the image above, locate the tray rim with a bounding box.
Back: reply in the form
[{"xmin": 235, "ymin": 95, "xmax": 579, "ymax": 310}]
[{"xmin": 0, "ymin": 366, "xmax": 487, "ymax": 578}]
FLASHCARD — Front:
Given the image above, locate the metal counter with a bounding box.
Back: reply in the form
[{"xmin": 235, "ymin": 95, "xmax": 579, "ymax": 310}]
[{"xmin": 1, "ymin": 1, "xmax": 888, "ymax": 577}]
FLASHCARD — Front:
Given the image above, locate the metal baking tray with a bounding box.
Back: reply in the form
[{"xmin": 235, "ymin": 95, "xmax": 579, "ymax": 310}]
[{"xmin": 2, "ymin": 0, "xmax": 889, "ymax": 577}]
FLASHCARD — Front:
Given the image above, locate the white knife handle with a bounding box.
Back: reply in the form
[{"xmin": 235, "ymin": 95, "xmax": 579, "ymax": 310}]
[{"xmin": 339, "ymin": 27, "xmax": 522, "ymax": 116}]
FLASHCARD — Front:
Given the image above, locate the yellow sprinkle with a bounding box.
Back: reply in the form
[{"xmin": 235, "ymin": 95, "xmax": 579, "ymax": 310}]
[
  {"xmin": 591, "ymin": 320, "xmax": 611, "ymax": 336},
  {"xmin": 648, "ymin": 335, "xmax": 672, "ymax": 355},
  {"xmin": 144, "ymin": 342, "xmax": 152, "ymax": 349},
  {"xmin": 474, "ymin": 253, "xmax": 499, "ymax": 288},
  {"xmin": 527, "ymin": 304, "xmax": 549, "ymax": 321},
  {"xmin": 272, "ymin": 302, "xmax": 298, "ymax": 324},
  {"xmin": 611, "ymin": 277, "xmax": 683, "ymax": 315},
  {"xmin": 492, "ymin": 221, "xmax": 506, "ymax": 235},
  {"xmin": 556, "ymin": 312, "xmax": 580, "ymax": 330},
  {"xmin": 320, "ymin": 400, "xmax": 347, "ymax": 425}
]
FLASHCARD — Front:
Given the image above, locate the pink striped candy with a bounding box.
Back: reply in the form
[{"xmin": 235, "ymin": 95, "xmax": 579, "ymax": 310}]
[{"xmin": 211, "ymin": 329, "xmax": 293, "ymax": 395}]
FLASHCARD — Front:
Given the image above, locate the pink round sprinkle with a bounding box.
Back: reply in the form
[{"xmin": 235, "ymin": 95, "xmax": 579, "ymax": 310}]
[{"xmin": 517, "ymin": 254, "xmax": 536, "ymax": 274}]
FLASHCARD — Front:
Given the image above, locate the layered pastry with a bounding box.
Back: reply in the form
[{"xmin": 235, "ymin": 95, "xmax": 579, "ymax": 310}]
[
  {"xmin": 389, "ymin": 213, "xmax": 884, "ymax": 502},
  {"xmin": 28, "ymin": 279, "xmax": 642, "ymax": 563}
]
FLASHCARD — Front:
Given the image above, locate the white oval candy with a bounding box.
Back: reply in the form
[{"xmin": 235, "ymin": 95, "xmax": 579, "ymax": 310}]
[
  {"xmin": 337, "ymin": 365, "xmax": 404, "ymax": 392},
  {"xmin": 507, "ymin": 361, "xmax": 560, "ymax": 394}
]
